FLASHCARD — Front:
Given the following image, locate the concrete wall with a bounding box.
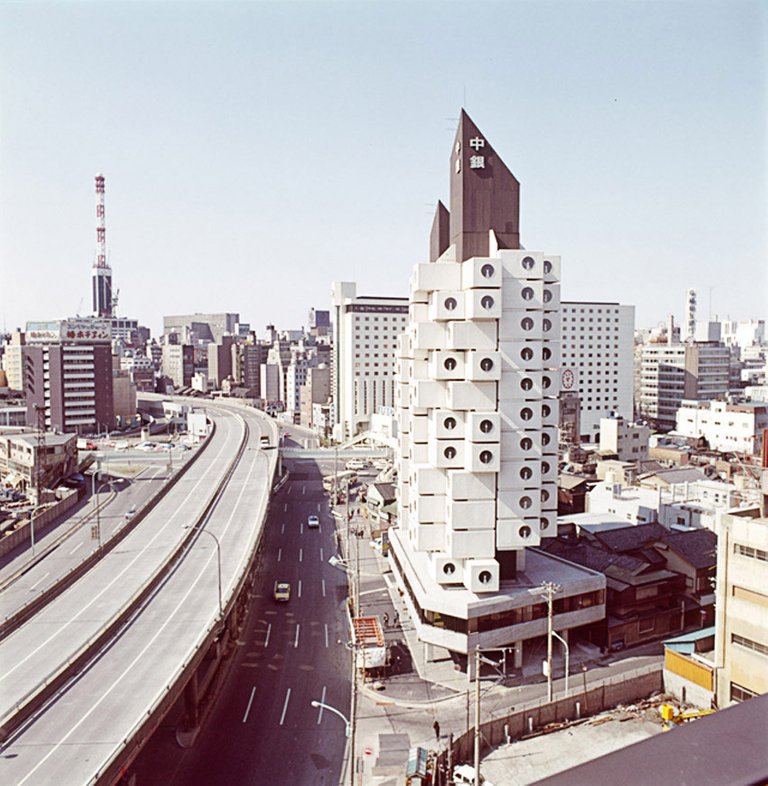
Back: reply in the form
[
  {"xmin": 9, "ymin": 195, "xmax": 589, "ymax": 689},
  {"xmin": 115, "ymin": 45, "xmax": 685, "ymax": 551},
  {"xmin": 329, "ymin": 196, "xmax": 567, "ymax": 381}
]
[{"xmin": 0, "ymin": 488, "xmax": 79, "ymax": 557}]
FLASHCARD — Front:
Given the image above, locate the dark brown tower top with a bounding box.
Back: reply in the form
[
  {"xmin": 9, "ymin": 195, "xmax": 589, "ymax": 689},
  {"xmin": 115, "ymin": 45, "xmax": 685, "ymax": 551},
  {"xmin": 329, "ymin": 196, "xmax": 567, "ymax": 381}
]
[
  {"xmin": 429, "ymin": 200, "xmax": 450, "ymax": 262},
  {"xmin": 449, "ymin": 109, "xmax": 520, "ymax": 262}
]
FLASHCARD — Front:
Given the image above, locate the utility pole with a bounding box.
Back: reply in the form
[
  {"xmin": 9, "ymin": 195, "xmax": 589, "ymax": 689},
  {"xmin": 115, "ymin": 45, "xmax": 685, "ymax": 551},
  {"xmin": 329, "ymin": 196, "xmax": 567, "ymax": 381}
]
[
  {"xmin": 474, "ymin": 648, "xmax": 481, "ymax": 786},
  {"xmin": 349, "ymin": 639, "xmax": 357, "ymax": 786},
  {"xmin": 540, "ymin": 581, "xmax": 561, "ymax": 703}
]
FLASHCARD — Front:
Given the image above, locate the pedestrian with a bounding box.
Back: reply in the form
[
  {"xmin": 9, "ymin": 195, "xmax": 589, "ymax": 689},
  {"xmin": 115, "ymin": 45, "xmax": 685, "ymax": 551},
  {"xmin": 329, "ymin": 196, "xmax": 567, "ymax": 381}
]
[
  {"xmin": 393, "ymin": 611, "xmax": 400, "ymax": 626},
  {"xmin": 433, "ymin": 719, "xmax": 440, "ymax": 741},
  {"xmin": 383, "ymin": 612, "xmax": 389, "ymax": 628}
]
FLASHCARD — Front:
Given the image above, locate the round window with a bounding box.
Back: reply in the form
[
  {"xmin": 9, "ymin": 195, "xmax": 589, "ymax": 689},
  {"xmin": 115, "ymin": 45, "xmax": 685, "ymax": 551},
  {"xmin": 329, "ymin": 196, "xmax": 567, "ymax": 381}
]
[
  {"xmin": 444, "ymin": 416, "xmax": 457, "ymax": 430},
  {"xmin": 480, "ymin": 357, "xmax": 494, "ymax": 372},
  {"xmin": 543, "ymin": 260, "xmax": 552, "ymax": 274},
  {"xmin": 520, "ymin": 496, "xmax": 532, "ymax": 509},
  {"xmin": 479, "ymin": 450, "xmax": 493, "ymax": 464},
  {"xmin": 481, "ymin": 295, "xmax": 495, "ymax": 310},
  {"xmin": 522, "ymin": 256, "xmax": 535, "ymax": 270},
  {"xmin": 481, "ymin": 263, "xmax": 495, "ymax": 278},
  {"xmin": 542, "ymin": 461, "xmax": 550, "ymax": 473},
  {"xmin": 543, "ymin": 290, "xmax": 552, "ymax": 303},
  {"xmin": 521, "ymin": 377, "xmax": 533, "ymax": 391},
  {"xmin": 479, "ymin": 419, "xmax": 493, "ymax": 434},
  {"xmin": 478, "ymin": 570, "xmax": 493, "ymax": 584},
  {"xmin": 520, "ymin": 407, "xmax": 533, "ymax": 421},
  {"xmin": 521, "ymin": 287, "xmax": 534, "ymax": 301},
  {"xmin": 443, "ymin": 562, "xmax": 456, "ymax": 575},
  {"xmin": 521, "ymin": 347, "xmax": 534, "ymax": 361},
  {"xmin": 542, "ymin": 404, "xmax": 551, "ymax": 417},
  {"xmin": 444, "ymin": 297, "xmax": 457, "ymax": 311},
  {"xmin": 444, "ymin": 446, "xmax": 456, "ymax": 459},
  {"xmin": 540, "ymin": 517, "xmax": 549, "ymax": 530},
  {"xmin": 542, "ymin": 376, "xmax": 551, "ymax": 389},
  {"xmin": 444, "ymin": 357, "xmax": 457, "ymax": 371},
  {"xmin": 543, "ymin": 318, "xmax": 552, "ymax": 332},
  {"xmin": 520, "ymin": 437, "xmax": 533, "ymax": 451},
  {"xmin": 543, "ymin": 347, "xmax": 551, "ymax": 361},
  {"xmin": 542, "ymin": 433, "xmax": 551, "ymax": 446},
  {"xmin": 519, "ymin": 525, "xmax": 532, "ymax": 538},
  {"xmin": 520, "ymin": 466, "xmax": 533, "ymax": 480},
  {"xmin": 521, "ymin": 317, "xmax": 534, "ymax": 331},
  {"xmin": 541, "ymin": 489, "xmax": 550, "ymax": 502}
]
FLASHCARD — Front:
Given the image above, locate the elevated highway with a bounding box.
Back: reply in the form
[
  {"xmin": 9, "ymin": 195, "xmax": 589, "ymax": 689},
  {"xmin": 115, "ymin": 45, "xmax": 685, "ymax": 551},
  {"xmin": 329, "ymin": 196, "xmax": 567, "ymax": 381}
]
[{"xmin": 0, "ymin": 400, "xmax": 278, "ymax": 784}]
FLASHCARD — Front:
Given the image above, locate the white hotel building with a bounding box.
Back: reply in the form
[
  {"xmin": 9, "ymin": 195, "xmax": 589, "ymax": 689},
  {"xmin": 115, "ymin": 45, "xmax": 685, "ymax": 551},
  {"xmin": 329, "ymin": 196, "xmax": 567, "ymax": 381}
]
[
  {"xmin": 560, "ymin": 301, "xmax": 635, "ymax": 442},
  {"xmin": 331, "ymin": 282, "xmax": 408, "ymax": 442},
  {"xmin": 388, "ymin": 111, "xmax": 605, "ymax": 664}
]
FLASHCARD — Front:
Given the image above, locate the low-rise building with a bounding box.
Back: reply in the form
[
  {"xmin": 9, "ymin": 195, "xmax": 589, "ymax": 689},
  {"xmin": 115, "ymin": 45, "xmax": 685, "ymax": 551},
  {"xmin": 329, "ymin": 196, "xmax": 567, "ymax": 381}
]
[
  {"xmin": 0, "ymin": 430, "xmax": 78, "ymax": 499},
  {"xmin": 599, "ymin": 414, "xmax": 650, "ymax": 462},
  {"xmin": 675, "ymin": 399, "xmax": 768, "ymax": 455},
  {"xmin": 714, "ymin": 474, "xmax": 768, "ymax": 707}
]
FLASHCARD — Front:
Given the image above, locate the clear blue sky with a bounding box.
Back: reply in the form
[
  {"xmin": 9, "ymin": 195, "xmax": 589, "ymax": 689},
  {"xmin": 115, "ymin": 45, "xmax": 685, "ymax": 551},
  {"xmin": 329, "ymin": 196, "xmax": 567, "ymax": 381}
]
[{"xmin": 1, "ymin": 0, "xmax": 765, "ymax": 338}]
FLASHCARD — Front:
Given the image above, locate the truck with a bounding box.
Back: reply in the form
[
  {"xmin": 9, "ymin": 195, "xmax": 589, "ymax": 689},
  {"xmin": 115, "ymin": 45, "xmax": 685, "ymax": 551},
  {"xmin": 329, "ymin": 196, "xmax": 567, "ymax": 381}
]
[{"xmin": 352, "ymin": 616, "xmax": 386, "ymax": 671}]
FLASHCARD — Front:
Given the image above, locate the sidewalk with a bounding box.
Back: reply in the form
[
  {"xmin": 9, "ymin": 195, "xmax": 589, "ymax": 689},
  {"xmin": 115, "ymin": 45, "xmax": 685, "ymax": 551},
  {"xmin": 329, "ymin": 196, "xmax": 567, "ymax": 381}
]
[{"xmin": 334, "ymin": 500, "xmax": 664, "ymax": 785}]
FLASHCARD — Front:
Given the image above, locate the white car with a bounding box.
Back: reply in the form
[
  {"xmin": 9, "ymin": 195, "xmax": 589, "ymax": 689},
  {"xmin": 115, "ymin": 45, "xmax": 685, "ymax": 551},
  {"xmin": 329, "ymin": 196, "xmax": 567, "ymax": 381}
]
[{"xmin": 308, "ymin": 515, "xmax": 319, "ymax": 528}]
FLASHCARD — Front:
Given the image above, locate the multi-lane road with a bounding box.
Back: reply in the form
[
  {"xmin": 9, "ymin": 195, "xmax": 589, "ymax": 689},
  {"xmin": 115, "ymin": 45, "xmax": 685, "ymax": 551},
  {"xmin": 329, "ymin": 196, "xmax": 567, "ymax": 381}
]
[
  {"xmin": 0, "ymin": 402, "xmax": 279, "ymax": 784},
  {"xmin": 132, "ymin": 451, "xmax": 352, "ymax": 785}
]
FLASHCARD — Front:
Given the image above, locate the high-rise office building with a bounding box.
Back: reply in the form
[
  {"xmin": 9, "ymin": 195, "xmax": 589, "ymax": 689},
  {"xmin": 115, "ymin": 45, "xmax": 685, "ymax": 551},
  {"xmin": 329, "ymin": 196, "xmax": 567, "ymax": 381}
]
[{"xmin": 24, "ymin": 319, "xmax": 114, "ymax": 435}]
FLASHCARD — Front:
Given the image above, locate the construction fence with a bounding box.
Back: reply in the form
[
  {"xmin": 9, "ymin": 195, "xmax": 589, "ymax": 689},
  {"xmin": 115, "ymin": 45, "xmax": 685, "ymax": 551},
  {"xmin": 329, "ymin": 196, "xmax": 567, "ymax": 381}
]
[{"xmin": 434, "ymin": 662, "xmax": 663, "ymax": 783}]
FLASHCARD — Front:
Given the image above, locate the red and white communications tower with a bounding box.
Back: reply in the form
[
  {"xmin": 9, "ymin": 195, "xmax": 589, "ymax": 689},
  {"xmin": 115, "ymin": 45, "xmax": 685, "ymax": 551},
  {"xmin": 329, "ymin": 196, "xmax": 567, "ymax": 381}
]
[{"xmin": 91, "ymin": 173, "xmax": 114, "ymax": 318}]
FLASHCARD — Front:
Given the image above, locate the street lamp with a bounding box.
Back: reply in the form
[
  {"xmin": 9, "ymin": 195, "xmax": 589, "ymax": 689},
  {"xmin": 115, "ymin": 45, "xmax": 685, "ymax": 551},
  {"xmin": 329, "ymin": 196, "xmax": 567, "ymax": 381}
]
[
  {"xmin": 310, "ymin": 699, "xmax": 350, "ymax": 737},
  {"xmin": 551, "ymin": 630, "xmax": 570, "ymax": 698},
  {"xmin": 183, "ymin": 525, "xmax": 223, "ymax": 617}
]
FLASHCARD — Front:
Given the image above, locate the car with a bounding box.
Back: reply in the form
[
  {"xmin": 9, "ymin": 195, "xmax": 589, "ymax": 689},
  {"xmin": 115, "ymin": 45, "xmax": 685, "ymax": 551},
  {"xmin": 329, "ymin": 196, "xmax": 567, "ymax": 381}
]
[
  {"xmin": 137, "ymin": 441, "xmax": 156, "ymax": 452},
  {"xmin": 307, "ymin": 514, "xmax": 319, "ymax": 528},
  {"xmin": 174, "ymin": 443, "xmax": 190, "ymax": 451},
  {"xmin": 273, "ymin": 581, "xmax": 291, "ymax": 602},
  {"xmin": 158, "ymin": 443, "xmax": 174, "ymax": 451}
]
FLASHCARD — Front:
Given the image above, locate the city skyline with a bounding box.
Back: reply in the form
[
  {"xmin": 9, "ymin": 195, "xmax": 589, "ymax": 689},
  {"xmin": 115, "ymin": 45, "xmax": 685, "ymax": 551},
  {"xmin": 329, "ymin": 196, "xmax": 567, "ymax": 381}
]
[{"xmin": 1, "ymin": 1, "xmax": 765, "ymax": 337}]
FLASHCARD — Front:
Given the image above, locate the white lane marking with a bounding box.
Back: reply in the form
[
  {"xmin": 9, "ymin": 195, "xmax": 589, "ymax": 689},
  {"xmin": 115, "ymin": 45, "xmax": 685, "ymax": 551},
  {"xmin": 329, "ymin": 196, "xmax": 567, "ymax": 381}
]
[
  {"xmin": 242, "ymin": 686, "xmax": 257, "ymax": 723},
  {"xmin": 277, "ymin": 548, "xmax": 282, "ymax": 562},
  {"xmin": 279, "ymin": 688, "xmax": 292, "ymax": 726},
  {"xmin": 264, "ymin": 623, "xmax": 271, "ymax": 648},
  {"xmin": 294, "ymin": 624, "xmax": 300, "ymax": 648},
  {"xmin": 1, "ymin": 414, "xmax": 239, "ymax": 689},
  {"xmin": 299, "ymin": 548, "xmax": 303, "ymax": 562},
  {"xmin": 317, "ymin": 502, "xmax": 320, "ymax": 512},
  {"xmin": 284, "ymin": 503, "xmax": 288, "ymax": 512},
  {"xmin": 28, "ymin": 572, "xmax": 50, "ymax": 592},
  {"xmin": 324, "ymin": 623, "xmax": 329, "ymax": 648},
  {"xmin": 317, "ymin": 685, "xmax": 326, "ymax": 724},
  {"xmin": 300, "ymin": 522, "xmax": 304, "ymax": 535},
  {"xmin": 320, "ymin": 547, "xmax": 324, "ymax": 562},
  {"xmin": 298, "ymin": 580, "xmax": 302, "ymax": 598},
  {"xmin": 281, "ymin": 522, "xmax": 285, "ymax": 534},
  {"xmin": 69, "ymin": 542, "xmax": 83, "ymax": 556},
  {"xmin": 302, "ymin": 485, "xmax": 306, "ymax": 495},
  {"xmin": 321, "ymin": 579, "xmax": 326, "ymax": 598}
]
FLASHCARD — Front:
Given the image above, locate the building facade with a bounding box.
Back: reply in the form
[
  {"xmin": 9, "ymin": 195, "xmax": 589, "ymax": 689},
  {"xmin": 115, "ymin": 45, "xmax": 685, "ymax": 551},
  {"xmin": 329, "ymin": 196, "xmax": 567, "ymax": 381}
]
[
  {"xmin": 599, "ymin": 414, "xmax": 650, "ymax": 461},
  {"xmin": 639, "ymin": 342, "xmax": 730, "ymax": 431},
  {"xmin": 389, "ymin": 111, "xmax": 605, "ymax": 660},
  {"xmin": 331, "ymin": 282, "xmax": 408, "ymax": 441},
  {"xmin": 675, "ymin": 399, "xmax": 768, "ymax": 455},
  {"xmin": 715, "ymin": 477, "xmax": 768, "ymax": 707},
  {"xmin": 163, "ymin": 313, "xmax": 239, "ymax": 344},
  {"xmin": 162, "ymin": 344, "xmax": 195, "ymax": 389},
  {"xmin": 561, "ymin": 301, "xmax": 635, "ymax": 441},
  {"xmin": 24, "ymin": 319, "xmax": 114, "ymax": 435}
]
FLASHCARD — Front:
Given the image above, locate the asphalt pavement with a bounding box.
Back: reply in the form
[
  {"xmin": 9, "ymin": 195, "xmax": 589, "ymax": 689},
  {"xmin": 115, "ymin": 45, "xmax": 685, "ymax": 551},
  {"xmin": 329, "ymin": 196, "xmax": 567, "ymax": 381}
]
[{"xmin": 131, "ymin": 455, "xmax": 352, "ymax": 786}]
